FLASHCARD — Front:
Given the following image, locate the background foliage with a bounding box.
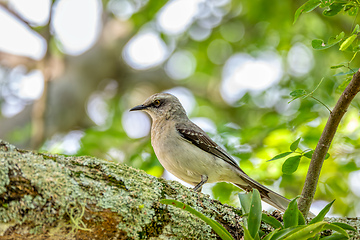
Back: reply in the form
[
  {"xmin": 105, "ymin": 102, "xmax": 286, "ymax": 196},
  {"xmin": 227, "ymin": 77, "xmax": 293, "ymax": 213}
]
[{"xmin": 0, "ymin": 0, "xmax": 359, "ymax": 217}]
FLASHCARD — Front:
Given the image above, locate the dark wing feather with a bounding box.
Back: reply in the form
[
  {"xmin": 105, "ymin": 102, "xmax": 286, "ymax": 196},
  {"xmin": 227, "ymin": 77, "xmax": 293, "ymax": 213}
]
[
  {"xmin": 176, "ymin": 123, "xmax": 296, "ymax": 213},
  {"xmin": 175, "ymin": 122, "xmax": 245, "ymax": 173}
]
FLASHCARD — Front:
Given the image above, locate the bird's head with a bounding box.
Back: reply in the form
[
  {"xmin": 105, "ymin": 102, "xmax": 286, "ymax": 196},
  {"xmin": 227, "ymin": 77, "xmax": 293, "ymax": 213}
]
[{"xmin": 130, "ymin": 93, "xmax": 187, "ymax": 121}]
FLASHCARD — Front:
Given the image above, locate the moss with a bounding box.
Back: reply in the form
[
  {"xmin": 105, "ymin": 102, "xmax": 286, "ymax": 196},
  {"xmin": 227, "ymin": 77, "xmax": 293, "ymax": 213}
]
[
  {"xmin": 40, "ymin": 154, "xmax": 57, "ymax": 161},
  {"xmin": 1, "ymin": 139, "xmax": 358, "ymax": 239},
  {"xmin": 0, "ymin": 140, "xmax": 235, "ymax": 239}
]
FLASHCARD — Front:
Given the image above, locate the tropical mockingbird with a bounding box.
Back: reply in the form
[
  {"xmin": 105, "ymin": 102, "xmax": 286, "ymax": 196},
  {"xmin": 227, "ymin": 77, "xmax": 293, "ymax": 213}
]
[{"xmin": 130, "ymin": 92, "xmax": 291, "ymax": 212}]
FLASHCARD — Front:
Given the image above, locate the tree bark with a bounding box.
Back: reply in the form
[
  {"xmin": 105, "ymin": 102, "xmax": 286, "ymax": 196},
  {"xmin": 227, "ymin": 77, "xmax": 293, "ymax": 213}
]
[
  {"xmin": 0, "ymin": 140, "xmax": 359, "ymax": 239},
  {"xmin": 0, "ymin": 140, "xmax": 245, "ymax": 239}
]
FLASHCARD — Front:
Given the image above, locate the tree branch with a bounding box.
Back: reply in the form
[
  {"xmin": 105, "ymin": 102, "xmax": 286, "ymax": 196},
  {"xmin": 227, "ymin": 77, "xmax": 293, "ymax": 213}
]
[
  {"xmin": 0, "ymin": 2, "xmax": 32, "ymax": 28},
  {"xmin": 0, "ymin": 140, "xmax": 246, "ymax": 239},
  {"xmin": 298, "ymin": 69, "xmax": 360, "ymax": 217},
  {"xmin": 30, "ymin": 5, "xmax": 53, "ymax": 149},
  {"xmin": 0, "ymin": 51, "xmax": 38, "ymax": 69}
]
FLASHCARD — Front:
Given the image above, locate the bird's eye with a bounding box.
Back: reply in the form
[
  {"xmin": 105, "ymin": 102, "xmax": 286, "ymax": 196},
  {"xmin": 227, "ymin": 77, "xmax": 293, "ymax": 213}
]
[{"xmin": 154, "ymin": 100, "xmax": 161, "ymax": 107}]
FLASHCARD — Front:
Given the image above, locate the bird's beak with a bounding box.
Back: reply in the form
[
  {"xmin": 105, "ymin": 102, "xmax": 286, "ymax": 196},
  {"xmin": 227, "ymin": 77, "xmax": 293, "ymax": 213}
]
[{"xmin": 130, "ymin": 104, "xmax": 147, "ymax": 111}]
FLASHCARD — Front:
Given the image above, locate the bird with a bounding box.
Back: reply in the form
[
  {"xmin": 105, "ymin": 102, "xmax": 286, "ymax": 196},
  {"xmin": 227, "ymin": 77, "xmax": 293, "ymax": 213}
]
[{"xmin": 130, "ymin": 92, "xmax": 291, "ymax": 212}]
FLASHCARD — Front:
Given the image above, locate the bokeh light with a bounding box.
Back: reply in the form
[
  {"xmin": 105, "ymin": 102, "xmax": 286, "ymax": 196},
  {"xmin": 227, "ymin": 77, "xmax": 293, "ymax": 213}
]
[
  {"xmin": 164, "ymin": 87, "xmax": 196, "ymax": 115},
  {"xmin": 157, "ymin": 0, "xmax": 202, "ymax": 35},
  {"xmin": 165, "ymin": 50, "xmax": 197, "ymax": 80},
  {"xmin": 122, "ymin": 110, "xmax": 151, "ymax": 139},
  {"xmin": 9, "ymin": 0, "xmax": 51, "ymax": 26},
  {"xmin": 87, "ymin": 93, "xmax": 110, "ymax": 126},
  {"xmin": 42, "ymin": 130, "xmax": 84, "ymax": 154},
  {"xmin": 107, "ymin": 0, "xmax": 148, "ymax": 20},
  {"xmin": 1, "ymin": 67, "xmax": 44, "ymax": 117},
  {"xmin": 287, "ymin": 42, "xmax": 314, "ymax": 77},
  {"xmin": 207, "ymin": 39, "xmax": 233, "ymax": 65},
  {"xmin": 123, "ymin": 30, "xmax": 168, "ymax": 70},
  {"xmin": 52, "ymin": 0, "xmax": 102, "ymax": 55},
  {"xmin": 221, "ymin": 52, "xmax": 283, "ymax": 104},
  {"xmin": 0, "ymin": 6, "xmax": 46, "ymax": 60}
]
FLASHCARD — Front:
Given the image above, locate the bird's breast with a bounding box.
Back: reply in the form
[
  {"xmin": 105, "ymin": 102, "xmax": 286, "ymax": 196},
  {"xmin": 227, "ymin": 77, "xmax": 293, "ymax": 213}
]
[
  {"xmin": 150, "ymin": 122, "xmax": 235, "ymax": 185},
  {"xmin": 150, "ymin": 122, "xmax": 198, "ymax": 183}
]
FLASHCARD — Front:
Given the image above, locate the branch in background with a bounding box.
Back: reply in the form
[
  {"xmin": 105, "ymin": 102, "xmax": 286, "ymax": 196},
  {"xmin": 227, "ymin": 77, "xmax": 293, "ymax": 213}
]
[
  {"xmin": 31, "ymin": 6, "xmax": 53, "ymax": 149},
  {"xmin": 0, "ymin": 51, "xmax": 39, "ymax": 69},
  {"xmin": 0, "ymin": 2, "xmax": 32, "ymax": 28},
  {"xmin": 0, "ymin": 1, "xmax": 55, "ymax": 149},
  {"xmin": 298, "ymin": 69, "xmax": 360, "ymax": 217}
]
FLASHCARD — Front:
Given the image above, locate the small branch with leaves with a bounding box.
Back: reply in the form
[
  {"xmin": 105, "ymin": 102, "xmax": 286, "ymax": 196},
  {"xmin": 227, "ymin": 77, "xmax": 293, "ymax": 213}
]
[
  {"xmin": 289, "ymin": 78, "xmax": 332, "ymax": 113},
  {"xmin": 298, "ymin": 69, "xmax": 360, "ymax": 217},
  {"xmin": 290, "ymin": 0, "xmax": 360, "ymax": 217},
  {"xmin": 267, "ymin": 137, "xmax": 330, "ymax": 175}
]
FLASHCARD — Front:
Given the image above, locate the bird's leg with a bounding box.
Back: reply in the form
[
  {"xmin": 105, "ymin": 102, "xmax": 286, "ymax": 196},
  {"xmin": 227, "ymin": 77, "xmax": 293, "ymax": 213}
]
[{"xmin": 193, "ymin": 175, "xmax": 208, "ymax": 192}]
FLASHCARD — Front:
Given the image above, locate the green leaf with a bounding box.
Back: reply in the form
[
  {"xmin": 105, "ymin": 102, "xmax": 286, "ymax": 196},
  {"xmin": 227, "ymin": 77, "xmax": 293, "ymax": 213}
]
[
  {"xmin": 267, "ymin": 152, "xmax": 292, "ymax": 162},
  {"xmin": 303, "ymin": 150, "xmax": 314, "ymax": 159},
  {"xmin": 320, "ymin": 233, "xmax": 348, "ymax": 240},
  {"xmin": 239, "ymin": 192, "xmax": 252, "ymax": 215},
  {"xmin": 282, "ymin": 156, "xmax": 302, "ymax": 175},
  {"xmin": 312, "ymin": 32, "xmax": 345, "ymax": 50},
  {"xmin": 288, "ymin": 90, "xmax": 307, "ymax": 103},
  {"xmin": 297, "ymin": 210, "xmax": 306, "ymax": 226},
  {"xmin": 270, "ymin": 226, "xmax": 306, "ymax": 239},
  {"xmin": 242, "ymin": 225, "xmax": 255, "ymax": 240},
  {"xmin": 283, "ymin": 197, "xmax": 300, "ymax": 228},
  {"xmin": 262, "ymin": 229, "xmax": 280, "ymax": 240},
  {"xmin": 330, "ymin": 64, "xmax": 346, "ymax": 69},
  {"xmin": 324, "ymin": 223, "xmax": 349, "ymax": 238},
  {"xmin": 293, "ymin": 0, "xmax": 321, "ymax": 24},
  {"xmin": 290, "ymin": 89, "xmax": 307, "ymax": 98},
  {"xmin": 323, "ymin": 2, "xmax": 345, "ymax": 16},
  {"xmin": 352, "ymin": 24, "xmax": 360, "ymax": 35},
  {"xmin": 310, "ymin": 199, "xmax": 335, "ymax": 224},
  {"xmin": 160, "ymin": 199, "xmax": 233, "ymax": 240},
  {"xmin": 282, "ymin": 221, "xmax": 328, "ymax": 240},
  {"xmin": 339, "ymin": 34, "xmax": 357, "ymax": 51},
  {"xmin": 303, "ymin": 150, "xmax": 330, "ymax": 160},
  {"xmin": 312, "ymin": 234, "xmax": 320, "ymax": 240},
  {"xmin": 290, "ymin": 138, "xmax": 301, "ymax": 152},
  {"xmin": 345, "ymin": 4, "xmax": 358, "ymax": 16},
  {"xmin": 334, "ymin": 68, "xmax": 359, "ymax": 76},
  {"xmin": 337, "ymin": 77, "xmax": 352, "ymax": 91},
  {"xmin": 331, "ymin": 222, "xmax": 357, "ymax": 232},
  {"xmin": 248, "ymin": 189, "xmax": 262, "ymax": 239},
  {"xmin": 261, "ymin": 213, "xmax": 283, "ymax": 229}
]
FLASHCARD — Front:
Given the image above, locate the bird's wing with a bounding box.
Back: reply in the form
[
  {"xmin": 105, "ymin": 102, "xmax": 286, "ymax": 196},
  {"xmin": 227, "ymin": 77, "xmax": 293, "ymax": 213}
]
[
  {"xmin": 175, "ymin": 122, "xmax": 245, "ymax": 173},
  {"xmin": 176, "ymin": 123, "xmax": 305, "ymax": 215}
]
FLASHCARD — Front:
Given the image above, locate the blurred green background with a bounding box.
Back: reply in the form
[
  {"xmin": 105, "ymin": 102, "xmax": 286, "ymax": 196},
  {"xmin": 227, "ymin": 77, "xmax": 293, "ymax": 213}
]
[{"xmin": 0, "ymin": 0, "xmax": 359, "ymax": 217}]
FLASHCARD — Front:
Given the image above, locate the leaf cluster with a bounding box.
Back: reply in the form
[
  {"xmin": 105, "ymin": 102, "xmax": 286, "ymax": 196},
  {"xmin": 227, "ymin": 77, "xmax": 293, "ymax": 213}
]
[
  {"xmin": 239, "ymin": 191, "xmax": 355, "ymax": 240},
  {"xmin": 295, "ymin": 0, "xmax": 360, "ymax": 70},
  {"xmin": 268, "ymin": 138, "xmax": 330, "ymax": 175},
  {"xmin": 294, "ymin": 0, "xmax": 359, "ymax": 24},
  {"xmin": 160, "ymin": 190, "xmax": 356, "ymax": 240}
]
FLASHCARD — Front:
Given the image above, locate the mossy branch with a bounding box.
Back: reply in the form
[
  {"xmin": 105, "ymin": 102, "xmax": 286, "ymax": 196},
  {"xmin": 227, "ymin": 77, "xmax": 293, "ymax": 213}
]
[{"xmin": 298, "ymin": 69, "xmax": 360, "ymax": 217}]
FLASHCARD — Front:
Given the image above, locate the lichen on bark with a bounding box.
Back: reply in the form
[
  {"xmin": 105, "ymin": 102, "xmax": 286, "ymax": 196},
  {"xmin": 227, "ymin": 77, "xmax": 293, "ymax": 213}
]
[
  {"xmin": 0, "ymin": 140, "xmax": 244, "ymax": 239},
  {"xmin": 0, "ymin": 140, "xmax": 359, "ymax": 239}
]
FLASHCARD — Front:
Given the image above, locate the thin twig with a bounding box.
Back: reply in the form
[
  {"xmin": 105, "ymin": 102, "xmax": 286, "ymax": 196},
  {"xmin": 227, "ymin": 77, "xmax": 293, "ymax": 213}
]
[
  {"xmin": 310, "ymin": 96, "xmax": 332, "ymax": 113},
  {"xmin": 0, "ymin": 2, "xmax": 32, "ymax": 28},
  {"xmin": 30, "ymin": 4, "xmax": 53, "ymax": 149}
]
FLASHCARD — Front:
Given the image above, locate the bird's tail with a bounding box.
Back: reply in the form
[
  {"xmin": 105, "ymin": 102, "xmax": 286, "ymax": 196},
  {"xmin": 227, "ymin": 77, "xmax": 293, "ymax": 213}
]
[
  {"xmin": 233, "ymin": 180, "xmax": 290, "ymax": 213},
  {"xmin": 233, "ymin": 169, "xmax": 306, "ymax": 216},
  {"xmin": 233, "ymin": 170, "xmax": 315, "ymax": 217}
]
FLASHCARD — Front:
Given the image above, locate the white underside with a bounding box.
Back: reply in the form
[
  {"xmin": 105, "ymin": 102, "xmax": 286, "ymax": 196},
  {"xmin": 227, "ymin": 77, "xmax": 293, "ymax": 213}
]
[{"xmin": 151, "ymin": 122, "xmax": 244, "ymax": 186}]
